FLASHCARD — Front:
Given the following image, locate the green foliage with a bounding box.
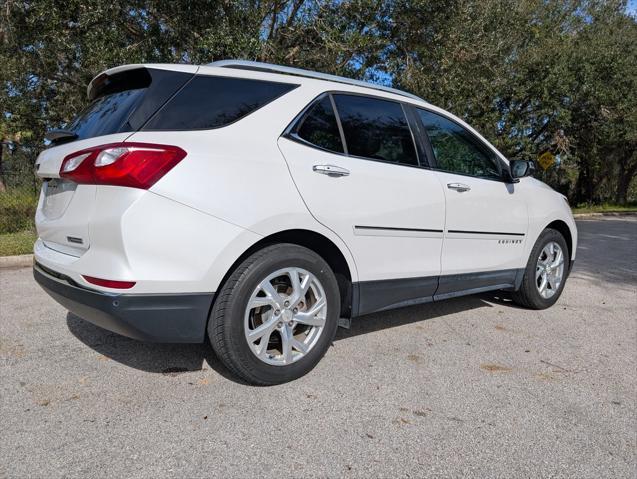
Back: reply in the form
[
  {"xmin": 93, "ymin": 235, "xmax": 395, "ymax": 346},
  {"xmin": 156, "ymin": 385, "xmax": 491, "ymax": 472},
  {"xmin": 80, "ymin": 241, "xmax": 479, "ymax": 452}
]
[
  {"xmin": 0, "ymin": 188, "xmax": 38, "ymax": 234},
  {"xmin": 384, "ymin": 0, "xmax": 636, "ymax": 204},
  {"xmin": 0, "ymin": 0, "xmax": 635, "ymax": 204}
]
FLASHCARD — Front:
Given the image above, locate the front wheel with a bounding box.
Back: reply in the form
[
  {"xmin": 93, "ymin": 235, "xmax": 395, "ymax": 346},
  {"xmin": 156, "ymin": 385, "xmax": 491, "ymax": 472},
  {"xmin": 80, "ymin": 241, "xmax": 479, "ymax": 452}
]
[
  {"xmin": 207, "ymin": 244, "xmax": 340, "ymax": 385},
  {"xmin": 512, "ymin": 228, "xmax": 570, "ymax": 309}
]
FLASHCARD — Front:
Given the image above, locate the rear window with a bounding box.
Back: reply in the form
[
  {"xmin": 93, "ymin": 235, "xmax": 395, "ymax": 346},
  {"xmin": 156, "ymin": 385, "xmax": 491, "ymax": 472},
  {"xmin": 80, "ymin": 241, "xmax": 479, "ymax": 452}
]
[
  {"xmin": 143, "ymin": 76, "xmax": 298, "ymax": 130},
  {"xmin": 68, "ymin": 68, "xmax": 193, "ymax": 141},
  {"xmin": 332, "ymin": 94, "xmax": 418, "ymax": 166}
]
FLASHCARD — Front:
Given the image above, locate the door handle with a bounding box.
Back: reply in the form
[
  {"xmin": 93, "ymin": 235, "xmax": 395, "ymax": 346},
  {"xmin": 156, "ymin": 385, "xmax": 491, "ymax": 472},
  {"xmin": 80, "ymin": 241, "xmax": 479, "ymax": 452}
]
[
  {"xmin": 313, "ymin": 164, "xmax": 350, "ymax": 177},
  {"xmin": 447, "ymin": 182, "xmax": 471, "ymax": 192}
]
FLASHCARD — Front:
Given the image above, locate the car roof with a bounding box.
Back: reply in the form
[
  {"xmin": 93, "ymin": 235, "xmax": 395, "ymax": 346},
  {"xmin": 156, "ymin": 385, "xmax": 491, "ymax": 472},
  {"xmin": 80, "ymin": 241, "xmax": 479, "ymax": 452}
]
[
  {"xmin": 207, "ymin": 60, "xmax": 425, "ymax": 103},
  {"xmin": 88, "ymin": 61, "xmax": 428, "ymax": 107}
]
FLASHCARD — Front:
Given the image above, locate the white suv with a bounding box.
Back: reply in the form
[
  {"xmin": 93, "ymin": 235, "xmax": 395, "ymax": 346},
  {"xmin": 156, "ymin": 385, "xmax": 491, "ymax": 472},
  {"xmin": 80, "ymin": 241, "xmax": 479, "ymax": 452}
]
[{"xmin": 33, "ymin": 60, "xmax": 577, "ymax": 384}]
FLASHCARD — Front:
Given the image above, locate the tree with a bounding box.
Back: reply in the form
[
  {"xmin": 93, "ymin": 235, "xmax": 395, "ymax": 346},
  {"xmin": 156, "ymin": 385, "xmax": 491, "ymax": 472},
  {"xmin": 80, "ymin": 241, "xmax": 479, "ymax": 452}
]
[{"xmin": 381, "ymin": 0, "xmax": 636, "ymax": 204}]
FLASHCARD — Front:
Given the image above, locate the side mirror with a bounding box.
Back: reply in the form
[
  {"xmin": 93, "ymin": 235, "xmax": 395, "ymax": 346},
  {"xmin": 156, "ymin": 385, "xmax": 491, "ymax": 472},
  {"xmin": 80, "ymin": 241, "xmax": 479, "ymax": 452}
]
[{"xmin": 509, "ymin": 160, "xmax": 536, "ymax": 180}]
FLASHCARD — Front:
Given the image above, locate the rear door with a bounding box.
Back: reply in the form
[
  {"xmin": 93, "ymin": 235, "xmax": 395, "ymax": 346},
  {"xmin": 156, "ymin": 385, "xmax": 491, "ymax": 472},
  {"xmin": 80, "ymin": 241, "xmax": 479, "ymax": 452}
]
[
  {"xmin": 413, "ymin": 108, "xmax": 528, "ymax": 294},
  {"xmin": 278, "ymin": 93, "xmax": 446, "ymax": 312}
]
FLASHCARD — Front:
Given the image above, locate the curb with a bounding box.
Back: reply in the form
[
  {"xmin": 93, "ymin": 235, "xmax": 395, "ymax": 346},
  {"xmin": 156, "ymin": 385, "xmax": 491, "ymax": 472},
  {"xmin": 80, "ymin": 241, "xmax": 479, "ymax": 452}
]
[
  {"xmin": 0, "ymin": 254, "xmax": 34, "ymax": 270},
  {"xmin": 573, "ymin": 211, "xmax": 637, "ymax": 218}
]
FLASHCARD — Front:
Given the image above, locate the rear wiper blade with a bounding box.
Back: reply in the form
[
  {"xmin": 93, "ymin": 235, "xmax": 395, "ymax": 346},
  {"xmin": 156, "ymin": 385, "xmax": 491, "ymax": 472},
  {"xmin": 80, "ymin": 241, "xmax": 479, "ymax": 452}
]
[{"xmin": 45, "ymin": 129, "xmax": 78, "ymax": 143}]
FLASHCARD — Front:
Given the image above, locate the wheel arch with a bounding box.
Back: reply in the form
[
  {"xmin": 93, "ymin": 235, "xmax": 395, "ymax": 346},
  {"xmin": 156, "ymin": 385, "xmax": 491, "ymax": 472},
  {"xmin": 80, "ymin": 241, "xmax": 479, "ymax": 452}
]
[
  {"xmin": 212, "ymin": 229, "xmax": 355, "ymax": 319},
  {"xmin": 545, "ymin": 219, "xmax": 573, "ymax": 262}
]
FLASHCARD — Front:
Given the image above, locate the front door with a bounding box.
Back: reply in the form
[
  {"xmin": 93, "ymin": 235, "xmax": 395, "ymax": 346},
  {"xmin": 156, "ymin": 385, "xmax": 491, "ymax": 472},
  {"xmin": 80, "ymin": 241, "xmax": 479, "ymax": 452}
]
[{"xmin": 414, "ymin": 108, "xmax": 528, "ymax": 294}]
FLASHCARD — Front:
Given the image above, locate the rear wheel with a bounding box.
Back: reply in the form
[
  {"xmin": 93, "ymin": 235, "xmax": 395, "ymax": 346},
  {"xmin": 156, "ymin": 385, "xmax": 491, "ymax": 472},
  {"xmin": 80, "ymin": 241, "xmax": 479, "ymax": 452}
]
[
  {"xmin": 207, "ymin": 244, "xmax": 340, "ymax": 385},
  {"xmin": 512, "ymin": 228, "xmax": 569, "ymax": 309}
]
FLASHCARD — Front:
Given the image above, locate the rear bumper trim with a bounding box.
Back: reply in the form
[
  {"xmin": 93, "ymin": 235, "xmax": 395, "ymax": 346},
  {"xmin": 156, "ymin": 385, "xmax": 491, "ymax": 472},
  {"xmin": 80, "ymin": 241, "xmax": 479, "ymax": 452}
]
[{"xmin": 33, "ymin": 263, "xmax": 214, "ymax": 343}]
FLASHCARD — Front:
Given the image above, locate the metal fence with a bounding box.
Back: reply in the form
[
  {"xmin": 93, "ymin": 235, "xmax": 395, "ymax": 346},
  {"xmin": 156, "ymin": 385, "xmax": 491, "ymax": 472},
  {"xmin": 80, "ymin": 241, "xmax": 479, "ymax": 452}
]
[{"xmin": 0, "ymin": 169, "xmax": 41, "ymax": 235}]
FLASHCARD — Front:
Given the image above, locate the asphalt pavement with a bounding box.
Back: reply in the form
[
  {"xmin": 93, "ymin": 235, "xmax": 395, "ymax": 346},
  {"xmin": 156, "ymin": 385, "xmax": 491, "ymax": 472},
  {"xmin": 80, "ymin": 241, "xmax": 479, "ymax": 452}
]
[{"xmin": 1, "ymin": 217, "xmax": 635, "ymax": 478}]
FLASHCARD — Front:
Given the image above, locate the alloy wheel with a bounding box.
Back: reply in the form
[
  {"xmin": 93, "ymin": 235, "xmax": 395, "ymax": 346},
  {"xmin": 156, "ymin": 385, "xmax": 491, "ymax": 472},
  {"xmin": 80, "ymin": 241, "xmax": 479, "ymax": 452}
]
[
  {"xmin": 244, "ymin": 267, "xmax": 327, "ymax": 366},
  {"xmin": 535, "ymin": 241, "xmax": 565, "ymax": 299}
]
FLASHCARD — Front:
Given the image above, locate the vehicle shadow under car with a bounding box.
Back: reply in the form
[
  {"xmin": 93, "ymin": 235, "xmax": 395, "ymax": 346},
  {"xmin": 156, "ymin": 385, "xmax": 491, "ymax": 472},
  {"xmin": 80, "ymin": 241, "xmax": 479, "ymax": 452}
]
[{"xmin": 66, "ymin": 292, "xmax": 504, "ymax": 384}]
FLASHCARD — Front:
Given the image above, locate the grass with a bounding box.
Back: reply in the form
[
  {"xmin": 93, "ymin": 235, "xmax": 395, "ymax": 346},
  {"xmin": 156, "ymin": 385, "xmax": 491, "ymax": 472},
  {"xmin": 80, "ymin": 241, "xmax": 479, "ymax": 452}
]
[
  {"xmin": 0, "ymin": 188, "xmax": 38, "ymax": 234},
  {"xmin": 0, "ymin": 229, "xmax": 37, "ymax": 256},
  {"xmin": 571, "ymin": 203, "xmax": 637, "ymax": 215}
]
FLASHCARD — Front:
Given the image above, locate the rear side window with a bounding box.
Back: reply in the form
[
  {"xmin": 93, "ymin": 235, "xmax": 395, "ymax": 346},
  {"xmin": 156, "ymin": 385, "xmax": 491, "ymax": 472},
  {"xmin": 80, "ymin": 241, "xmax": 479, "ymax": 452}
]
[
  {"xmin": 332, "ymin": 94, "xmax": 418, "ymax": 166},
  {"xmin": 144, "ymin": 76, "xmax": 298, "ymax": 130},
  {"xmin": 68, "ymin": 69, "xmax": 193, "ymax": 141},
  {"xmin": 295, "ymin": 96, "xmax": 344, "ymax": 153}
]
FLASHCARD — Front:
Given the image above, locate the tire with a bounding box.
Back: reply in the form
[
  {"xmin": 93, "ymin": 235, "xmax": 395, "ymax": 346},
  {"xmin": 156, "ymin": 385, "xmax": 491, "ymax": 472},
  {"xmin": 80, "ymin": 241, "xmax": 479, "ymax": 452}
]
[
  {"xmin": 512, "ymin": 228, "xmax": 570, "ymax": 310},
  {"xmin": 207, "ymin": 243, "xmax": 340, "ymax": 385}
]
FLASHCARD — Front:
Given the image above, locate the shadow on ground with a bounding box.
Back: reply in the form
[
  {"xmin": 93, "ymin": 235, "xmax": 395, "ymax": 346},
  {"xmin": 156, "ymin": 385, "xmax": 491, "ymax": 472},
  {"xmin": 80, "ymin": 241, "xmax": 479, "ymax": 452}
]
[{"xmin": 67, "ymin": 294, "xmax": 496, "ymax": 383}]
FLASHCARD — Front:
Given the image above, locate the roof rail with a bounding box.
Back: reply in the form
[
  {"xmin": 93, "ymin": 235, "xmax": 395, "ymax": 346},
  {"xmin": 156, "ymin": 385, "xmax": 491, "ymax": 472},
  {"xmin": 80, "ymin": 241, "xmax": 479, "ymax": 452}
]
[{"xmin": 207, "ymin": 59, "xmax": 424, "ymax": 103}]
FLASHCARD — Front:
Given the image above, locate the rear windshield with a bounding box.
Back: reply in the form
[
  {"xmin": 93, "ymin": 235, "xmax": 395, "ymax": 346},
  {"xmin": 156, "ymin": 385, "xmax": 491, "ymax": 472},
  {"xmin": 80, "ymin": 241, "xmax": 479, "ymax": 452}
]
[
  {"xmin": 68, "ymin": 68, "xmax": 193, "ymax": 141},
  {"xmin": 142, "ymin": 75, "xmax": 298, "ymax": 130},
  {"xmin": 66, "ymin": 70, "xmax": 298, "ymax": 141}
]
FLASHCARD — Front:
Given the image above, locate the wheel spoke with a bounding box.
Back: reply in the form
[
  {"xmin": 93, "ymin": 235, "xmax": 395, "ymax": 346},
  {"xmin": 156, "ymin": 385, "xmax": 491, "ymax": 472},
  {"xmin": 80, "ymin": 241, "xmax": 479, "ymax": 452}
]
[
  {"xmin": 258, "ymin": 279, "xmax": 283, "ymax": 308},
  {"xmin": 280, "ymin": 325, "xmax": 293, "ymax": 364},
  {"xmin": 289, "ymin": 269, "xmax": 311, "ymax": 305},
  {"xmin": 294, "ymin": 297, "xmax": 326, "ymax": 326},
  {"xmin": 255, "ymin": 329, "xmax": 274, "ymax": 357},
  {"xmin": 538, "ymin": 274, "xmax": 548, "ymax": 294},
  {"xmin": 550, "ymin": 249, "xmax": 564, "ymax": 268},
  {"xmin": 247, "ymin": 316, "xmax": 278, "ymax": 342},
  {"xmin": 291, "ymin": 338, "xmax": 309, "ymax": 354},
  {"xmin": 249, "ymin": 296, "xmax": 277, "ymax": 309}
]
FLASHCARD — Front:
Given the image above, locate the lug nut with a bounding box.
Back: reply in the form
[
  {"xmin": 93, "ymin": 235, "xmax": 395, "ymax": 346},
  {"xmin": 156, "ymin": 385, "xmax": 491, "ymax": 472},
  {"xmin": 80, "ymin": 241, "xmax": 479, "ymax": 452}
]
[
  {"xmin": 274, "ymin": 309, "xmax": 280, "ymax": 316},
  {"xmin": 287, "ymin": 321, "xmax": 294, "ymax": 327},
  {"xmin": 293, "ymin": 308, "xmax": 298, "ymax": 313},
  {"xmin": 284, "ymin": 300, "xmax": 290, "ymax": 307},
  {"xmin": 277, "ymin": 322, "xmax": 283, "ymax": 328}
]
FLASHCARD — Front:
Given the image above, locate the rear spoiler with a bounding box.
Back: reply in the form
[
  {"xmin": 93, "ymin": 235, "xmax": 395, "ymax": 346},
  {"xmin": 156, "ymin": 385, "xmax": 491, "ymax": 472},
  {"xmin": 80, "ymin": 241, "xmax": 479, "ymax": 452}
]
[{"xmin": 86, "ymin": 64, "xmax": 199, "ymax": 100}]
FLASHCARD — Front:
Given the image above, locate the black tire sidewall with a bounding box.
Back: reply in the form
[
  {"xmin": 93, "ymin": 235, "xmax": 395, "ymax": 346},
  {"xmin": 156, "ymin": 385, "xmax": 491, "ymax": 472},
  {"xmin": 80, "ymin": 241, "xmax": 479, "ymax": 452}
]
[
  {"xmin": 213, "ymin": 244, "xmax": 340, "ymax": 384},
  {"xmin": 522, "ymin": 229, "xmax": 570, "ymax": 308}
]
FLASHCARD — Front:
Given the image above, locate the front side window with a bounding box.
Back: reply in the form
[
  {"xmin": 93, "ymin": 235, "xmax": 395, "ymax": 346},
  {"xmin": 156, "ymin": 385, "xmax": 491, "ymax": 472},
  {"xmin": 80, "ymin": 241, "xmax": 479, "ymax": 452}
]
[
  {"xmin": 417, "ymin": 109, "xmax": 501, "ymax": 179},
  {"xmin": 295, "ymin": 96, "xmax": 344, "ymax": 153},
  {"xmin": 333, "ymin": 94, "xmax": 418, "ymax": 166},
  {"xmin": 144, "ymin": 76, "xmax": 298, "ymax": 130}
]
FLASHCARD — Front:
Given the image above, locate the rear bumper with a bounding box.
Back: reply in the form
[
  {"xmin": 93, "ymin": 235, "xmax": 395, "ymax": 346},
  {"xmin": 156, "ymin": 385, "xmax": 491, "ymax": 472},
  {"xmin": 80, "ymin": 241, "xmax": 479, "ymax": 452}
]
[{"xmin": 34, "ymin": 263, "xmax": 214, "ymax": 343}]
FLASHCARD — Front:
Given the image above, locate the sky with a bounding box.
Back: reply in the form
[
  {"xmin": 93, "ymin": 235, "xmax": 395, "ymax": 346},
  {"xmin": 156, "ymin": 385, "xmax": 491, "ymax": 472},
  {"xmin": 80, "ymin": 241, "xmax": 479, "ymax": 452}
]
[{"xmin": 628, "ymin": 0, "xmax": 637, "ymax": 16}]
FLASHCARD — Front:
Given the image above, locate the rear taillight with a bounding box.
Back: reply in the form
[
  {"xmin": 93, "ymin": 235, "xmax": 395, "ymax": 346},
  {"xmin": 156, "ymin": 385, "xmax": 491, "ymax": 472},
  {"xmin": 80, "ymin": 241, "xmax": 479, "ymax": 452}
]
[{"xmin": 60, "ymin": 142, "xmax": 186, "ymax": 189}]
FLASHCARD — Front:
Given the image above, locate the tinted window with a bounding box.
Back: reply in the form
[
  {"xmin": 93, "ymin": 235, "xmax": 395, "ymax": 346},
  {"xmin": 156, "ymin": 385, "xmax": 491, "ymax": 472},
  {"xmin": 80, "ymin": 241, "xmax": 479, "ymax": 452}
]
[
  {"xmin": 295, "ymin": 96, "xmax": 344, "ymax": 153},
  {"xmin": 333, "ymin": 94, "xmax": 418, "ymax": 166},
  {"xmin": 418, "ymin": 109, "xmax": 501, "ymax": 179},
  {"xmin": 67, "ymin": 69, "xmax": 192, "ymax": 142},
  {"xmin": 144, "ymin": 76, "xmax": 298, "ymax": 130},
  {"xmin": 69, "ymin": 89, "xmax": 146, "ymax": 140}
]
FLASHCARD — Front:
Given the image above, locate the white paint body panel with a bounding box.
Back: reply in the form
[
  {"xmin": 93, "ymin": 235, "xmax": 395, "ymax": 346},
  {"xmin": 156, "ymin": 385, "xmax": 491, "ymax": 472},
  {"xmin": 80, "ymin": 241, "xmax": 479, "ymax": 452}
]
[
  {"xmin": 278, "ymin": 137, "xmax": 445, "ymax": 280},
  {"xmin": 433, "ymin": 171, "xmax": 529, "ymax": 275},
  {"xmin": 34, "ymin": 62, "xmax": 577, "ymax": 300}
]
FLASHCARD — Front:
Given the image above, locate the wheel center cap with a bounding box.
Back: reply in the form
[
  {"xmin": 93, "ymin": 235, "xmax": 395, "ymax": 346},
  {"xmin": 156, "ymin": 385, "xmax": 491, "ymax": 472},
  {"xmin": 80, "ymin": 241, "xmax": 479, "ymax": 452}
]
[{"xmin": 282, "ymin": 309, "xmax": 293, "ymax": 321}]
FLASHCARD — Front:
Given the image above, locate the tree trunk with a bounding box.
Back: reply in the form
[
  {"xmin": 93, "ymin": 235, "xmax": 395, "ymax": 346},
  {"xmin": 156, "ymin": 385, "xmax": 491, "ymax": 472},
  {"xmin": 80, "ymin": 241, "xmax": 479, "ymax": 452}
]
[
  {"xmin": 0, "ymin": 141, "xmax": 5, "ymax": 193},
  {"xmin": 614, "ymin": 161, "xmax": 637, "ymax": 205}
]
